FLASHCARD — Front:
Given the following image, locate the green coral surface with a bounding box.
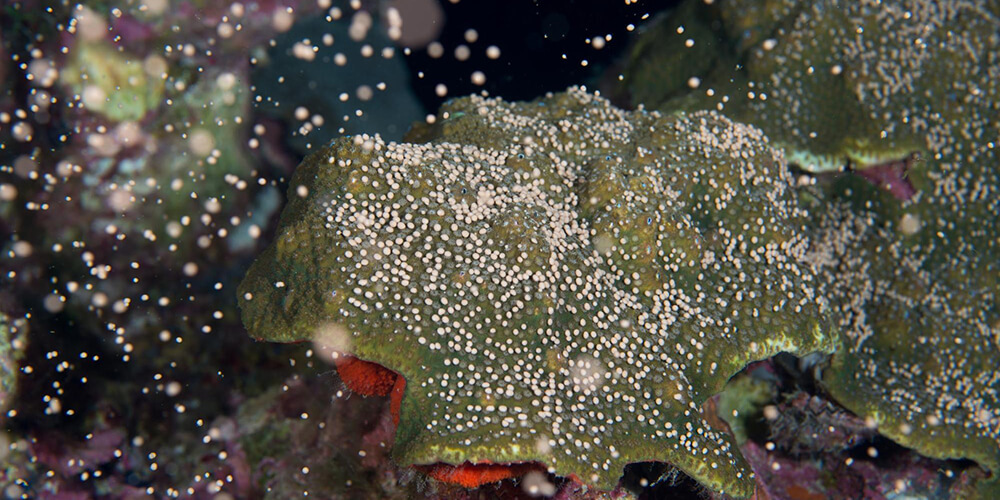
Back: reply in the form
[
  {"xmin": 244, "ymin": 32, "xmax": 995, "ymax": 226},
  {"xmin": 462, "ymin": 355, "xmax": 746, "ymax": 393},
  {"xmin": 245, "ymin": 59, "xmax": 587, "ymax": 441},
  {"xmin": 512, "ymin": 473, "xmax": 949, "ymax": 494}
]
[
  {"xmin": 624, "ymin": 0, "xmax": 999, "ymax": 174},
  {"xmin": 239, "ymin": 0, "xmax": 999, "ymax": 495},
  {"xmin": 624, "ymin": 0, "xmax": 1000, "ymax": 495},
  {"xmin": 239, "ymin": 88, "xmax": 839, "ymax": 496}
]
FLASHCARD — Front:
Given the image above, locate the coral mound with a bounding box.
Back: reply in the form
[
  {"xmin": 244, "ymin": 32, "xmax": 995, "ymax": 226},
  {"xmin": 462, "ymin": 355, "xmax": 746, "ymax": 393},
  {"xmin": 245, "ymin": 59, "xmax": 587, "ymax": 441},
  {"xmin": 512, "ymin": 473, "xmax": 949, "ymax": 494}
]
[{"xmin": 239, "ymin": 88, "xmax": 838, "ymax": 496}]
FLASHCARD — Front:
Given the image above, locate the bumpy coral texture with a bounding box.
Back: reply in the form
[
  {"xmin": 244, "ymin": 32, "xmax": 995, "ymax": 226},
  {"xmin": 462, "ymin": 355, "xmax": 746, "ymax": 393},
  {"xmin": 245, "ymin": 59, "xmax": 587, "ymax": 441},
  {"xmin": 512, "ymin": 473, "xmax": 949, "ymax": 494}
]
[
  {"xmin": 624, "ymin": 0, "xmax": 1000, "ymax": 495},
  {"xmin": 238, "ymin": 88, "xmax": 838, "ymax": 497}
]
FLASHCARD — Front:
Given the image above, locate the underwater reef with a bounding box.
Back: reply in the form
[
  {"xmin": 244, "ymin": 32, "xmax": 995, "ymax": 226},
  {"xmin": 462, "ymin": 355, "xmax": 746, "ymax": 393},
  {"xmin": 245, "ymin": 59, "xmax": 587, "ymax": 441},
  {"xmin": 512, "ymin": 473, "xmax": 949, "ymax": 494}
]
[
  {"xmin": 0, "ymin": 0, "xmax": 997, "ymax": 498},
  {"xmin": 242, "ymin": 0, "xmax": 999, "ymax": 497}
]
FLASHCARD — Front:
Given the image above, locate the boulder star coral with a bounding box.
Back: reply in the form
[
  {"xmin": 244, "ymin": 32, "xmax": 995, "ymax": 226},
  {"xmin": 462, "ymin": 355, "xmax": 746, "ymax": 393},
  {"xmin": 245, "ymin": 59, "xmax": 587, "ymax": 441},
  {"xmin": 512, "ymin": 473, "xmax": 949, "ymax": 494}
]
[
  {"xmin": 238, "ymin": 88, "xmax": 838, "ymax": 496},
  {"xmin": 620, "ymin": 2, "xmax": 1000, "ymax": 494},
  {"xmin": 623, "ymin": 0, "xmax": 1000, "ymax": 174}
]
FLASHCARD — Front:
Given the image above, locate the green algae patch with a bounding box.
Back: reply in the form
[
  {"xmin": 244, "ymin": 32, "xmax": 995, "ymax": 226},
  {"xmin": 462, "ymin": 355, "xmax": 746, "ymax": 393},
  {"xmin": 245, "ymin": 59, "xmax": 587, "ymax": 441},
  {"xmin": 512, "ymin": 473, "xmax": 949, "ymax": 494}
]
[{"xmin": 239, "ymin": 88, "xmax": 840, "ymax": 496}]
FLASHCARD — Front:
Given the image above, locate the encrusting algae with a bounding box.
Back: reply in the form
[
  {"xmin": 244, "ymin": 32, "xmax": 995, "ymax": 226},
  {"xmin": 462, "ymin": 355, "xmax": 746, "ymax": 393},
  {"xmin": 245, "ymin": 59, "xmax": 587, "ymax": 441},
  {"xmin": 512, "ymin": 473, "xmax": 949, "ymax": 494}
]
[{"xmin": 239, "ymin": 87, "xmax": 839, "ymax": 497}]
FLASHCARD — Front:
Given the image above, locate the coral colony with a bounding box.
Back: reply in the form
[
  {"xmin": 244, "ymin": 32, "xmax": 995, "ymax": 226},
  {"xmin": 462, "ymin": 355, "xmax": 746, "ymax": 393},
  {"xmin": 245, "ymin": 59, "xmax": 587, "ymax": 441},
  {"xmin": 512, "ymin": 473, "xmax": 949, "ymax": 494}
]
[{"xmin": 1, "ymin": 0, "xmax": 997, "ymax": 499}]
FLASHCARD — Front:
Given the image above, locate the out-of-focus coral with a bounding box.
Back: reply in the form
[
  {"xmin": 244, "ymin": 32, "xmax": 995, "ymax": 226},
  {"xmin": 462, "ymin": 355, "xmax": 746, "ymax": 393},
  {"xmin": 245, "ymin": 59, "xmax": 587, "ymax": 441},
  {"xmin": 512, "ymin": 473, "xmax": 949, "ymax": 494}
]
[
  {"xmin": 0, "ymin": 0, "xmax": 430, "ymax": 498},
  {"xmin": 0, "ymin": 313, "xmax": 26, "ymax": 416},
  {"xmin": 59, "ymin": 38, "xmax": 166, "ymax": 122}
]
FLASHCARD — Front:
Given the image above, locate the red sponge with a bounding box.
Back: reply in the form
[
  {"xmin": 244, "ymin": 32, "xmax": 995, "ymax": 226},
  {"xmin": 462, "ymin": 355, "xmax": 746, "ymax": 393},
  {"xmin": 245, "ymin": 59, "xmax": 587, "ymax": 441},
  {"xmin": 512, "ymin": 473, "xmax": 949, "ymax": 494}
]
[
  {"xmin": 418, "ymin": 462, "xmax": 546, "ymax": 488},
  {"xmin": 334, "ymin": 355, "xmax": 397, "ymax": 396}
]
